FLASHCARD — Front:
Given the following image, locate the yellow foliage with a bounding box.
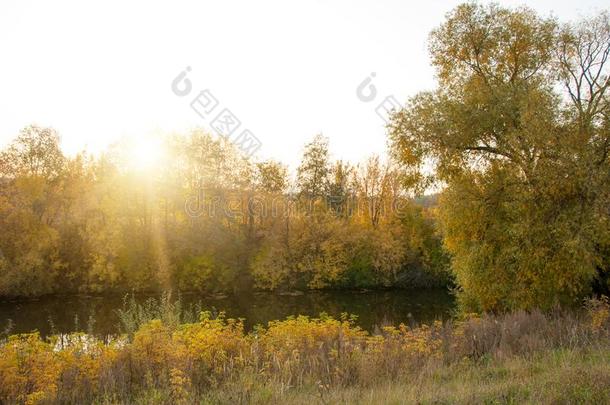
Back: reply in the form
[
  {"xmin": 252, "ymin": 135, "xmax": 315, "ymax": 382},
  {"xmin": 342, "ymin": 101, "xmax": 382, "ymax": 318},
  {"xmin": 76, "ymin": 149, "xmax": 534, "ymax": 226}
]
[
  {"xmin": 0, "ymin": 333, "xmax": 60, "ymax": 404},
  {"xmin": 3, "ymin": 311, "xmax": 604, "ymax": 403},
  {"xmin": 587, "ymin": 296, "xmax": 610, "ymax": 333}
]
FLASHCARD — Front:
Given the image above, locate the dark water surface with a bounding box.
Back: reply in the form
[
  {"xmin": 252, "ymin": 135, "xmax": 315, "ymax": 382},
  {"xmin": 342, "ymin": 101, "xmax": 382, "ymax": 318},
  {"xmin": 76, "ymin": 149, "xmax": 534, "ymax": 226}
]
[{"xmin": 0, "ymin": 289, "xmax": 455, "ymax": 338}]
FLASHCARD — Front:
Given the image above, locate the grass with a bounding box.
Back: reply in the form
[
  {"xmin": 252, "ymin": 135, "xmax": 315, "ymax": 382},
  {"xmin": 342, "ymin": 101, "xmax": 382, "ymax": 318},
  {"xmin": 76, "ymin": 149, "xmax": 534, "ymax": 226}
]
[
  {"xmin": 115, "ymin": 292, "xmax": 205, "ymax": 338},
  {"xmin": 0, "ymin": 297, "xmax": 609, "ymax": 404},
  {"xmin": 194, "ymin": 347, "xmax": 610, "ymax": 404}
]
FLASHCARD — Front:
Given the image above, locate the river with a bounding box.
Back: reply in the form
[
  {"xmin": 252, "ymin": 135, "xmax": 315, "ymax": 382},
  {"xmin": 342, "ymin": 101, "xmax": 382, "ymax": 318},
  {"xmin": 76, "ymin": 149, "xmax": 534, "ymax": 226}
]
[{"xmin": 0, "ymin": 289, "xmax": 455, "ymax": 338}]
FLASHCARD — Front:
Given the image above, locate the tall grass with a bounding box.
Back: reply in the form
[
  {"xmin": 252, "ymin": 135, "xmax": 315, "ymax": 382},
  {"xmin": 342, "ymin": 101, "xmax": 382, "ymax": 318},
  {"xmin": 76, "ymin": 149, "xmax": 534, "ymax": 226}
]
[
  {"xmin": 0, "ymin": 299, "xmax": 609, "ymax": 404},
  {"xmin": 115, "ymin": 292, "xmax": 206, "ymax": 339}
]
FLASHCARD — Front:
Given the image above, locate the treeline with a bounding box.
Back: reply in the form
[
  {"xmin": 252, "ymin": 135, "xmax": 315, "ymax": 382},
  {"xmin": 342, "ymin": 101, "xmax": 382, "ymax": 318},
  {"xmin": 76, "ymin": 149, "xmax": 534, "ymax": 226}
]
[{"xmin": 0, "ymin": 127, "xmax": 449, "ymax": 297}]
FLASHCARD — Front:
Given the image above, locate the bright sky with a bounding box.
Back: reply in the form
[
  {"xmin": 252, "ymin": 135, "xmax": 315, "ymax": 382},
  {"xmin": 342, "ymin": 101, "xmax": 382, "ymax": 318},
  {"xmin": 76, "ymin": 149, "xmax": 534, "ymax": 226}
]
[{"xmin": 0, "ymin": 0, "xmax": 607, "ymax": 169}]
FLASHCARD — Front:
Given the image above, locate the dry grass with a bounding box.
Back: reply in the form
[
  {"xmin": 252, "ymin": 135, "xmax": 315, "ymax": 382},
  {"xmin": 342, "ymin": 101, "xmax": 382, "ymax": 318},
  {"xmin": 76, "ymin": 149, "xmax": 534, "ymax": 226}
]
[
  {"xmin": 201, "ymin": 348, "xmax": 610, "ymax": 404},
  {"xmin": 0, "ymin": 300, "xmax": 609, "ymax": 404}
]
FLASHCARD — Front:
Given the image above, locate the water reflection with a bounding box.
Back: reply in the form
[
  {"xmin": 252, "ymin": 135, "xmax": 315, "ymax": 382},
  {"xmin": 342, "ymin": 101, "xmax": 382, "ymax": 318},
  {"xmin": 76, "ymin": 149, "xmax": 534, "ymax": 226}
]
[{"xmin": 0, "ymin": 289, "xmax": 454, "ymax": 338}]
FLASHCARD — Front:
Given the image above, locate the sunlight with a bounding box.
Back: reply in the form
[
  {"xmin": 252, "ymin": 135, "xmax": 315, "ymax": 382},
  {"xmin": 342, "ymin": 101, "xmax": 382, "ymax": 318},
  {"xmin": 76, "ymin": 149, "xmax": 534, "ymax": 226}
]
[
  {"xmin": 130, "ymin": 137, "xmax": 164, "ymax": 171},
  {"xmin": 2, "ymin": 1, "xmax": 610, "ymax": 402}
]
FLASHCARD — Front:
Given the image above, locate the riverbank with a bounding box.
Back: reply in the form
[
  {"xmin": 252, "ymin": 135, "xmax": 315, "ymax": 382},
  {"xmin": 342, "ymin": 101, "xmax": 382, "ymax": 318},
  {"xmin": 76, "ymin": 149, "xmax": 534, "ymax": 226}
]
[{"xmin": 1, "ymin": 299, "xmax": 609, "ymax": 404}]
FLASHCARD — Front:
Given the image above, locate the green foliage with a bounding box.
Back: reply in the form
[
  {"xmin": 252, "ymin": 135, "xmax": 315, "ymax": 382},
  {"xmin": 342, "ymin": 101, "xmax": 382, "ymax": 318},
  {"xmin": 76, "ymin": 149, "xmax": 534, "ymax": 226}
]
[
  {"xmin": 116, "ymin": 293, "xmax": 204, "ymax": 338},
  {"xmin": 296, "ymin": 133, "xmax": 331, "ymax": 197},
  {"xmin": 175, "ymin": 254, "xmax": 235, "ymax": 293},
  {"xmin": 389, "ymin": 3, "xmax": 610, "ymax": 312}
]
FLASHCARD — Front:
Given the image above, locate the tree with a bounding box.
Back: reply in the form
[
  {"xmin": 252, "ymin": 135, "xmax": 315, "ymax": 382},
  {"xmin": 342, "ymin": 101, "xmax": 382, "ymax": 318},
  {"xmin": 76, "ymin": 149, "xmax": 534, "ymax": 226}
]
[
  {"xmin": 0, "ymin": 125, "xmax": 65, "ymax": 179},
  {"xmin": 255, "ymin": 160, "xmax": 288, "ymax": 193},
  {"xmin": 328, "ymin": 160, "xmax": 353, "ymax": 217},
  {"xmin": 296, "ymin": 134, "xmax": 330, "ymax": 198},
  {"xmin": 0, "ymin": 126, "xmax": 66, "ymax": 295},
  {"xmin": 389, "ymin": 4, "xmax": 610, "ymax": 311},
  {"xmin": 353, "ymin": 156, "xmax": 397, "ymax": 228}
]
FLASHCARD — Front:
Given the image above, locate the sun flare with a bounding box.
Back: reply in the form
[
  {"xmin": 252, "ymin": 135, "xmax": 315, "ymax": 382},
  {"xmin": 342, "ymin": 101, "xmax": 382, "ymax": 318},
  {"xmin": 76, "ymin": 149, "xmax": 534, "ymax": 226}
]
[{"xmin": 130, "ymin": 137, "xmax": 165, "ymax": 170}]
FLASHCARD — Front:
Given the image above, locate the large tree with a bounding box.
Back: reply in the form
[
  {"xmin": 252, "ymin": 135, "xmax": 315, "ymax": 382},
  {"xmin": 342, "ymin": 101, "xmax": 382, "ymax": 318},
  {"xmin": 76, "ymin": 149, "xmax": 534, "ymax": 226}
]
[{"xmin": 389, "ymin": 4, "xmax": 610, "ymax": 311}]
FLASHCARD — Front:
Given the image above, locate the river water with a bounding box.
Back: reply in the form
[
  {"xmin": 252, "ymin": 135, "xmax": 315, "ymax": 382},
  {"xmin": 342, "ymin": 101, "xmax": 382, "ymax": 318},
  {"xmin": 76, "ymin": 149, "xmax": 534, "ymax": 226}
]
[{"xmin": 0, "ymin": 289, "xmax": 454, "ymax": 338}]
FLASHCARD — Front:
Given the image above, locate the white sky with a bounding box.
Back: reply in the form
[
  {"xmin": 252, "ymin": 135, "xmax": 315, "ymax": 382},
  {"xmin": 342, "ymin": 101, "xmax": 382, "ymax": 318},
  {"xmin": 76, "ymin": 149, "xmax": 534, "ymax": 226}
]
[{"xmin": 0, "ymin": 0, "xmax": 607, "ymax": 169}]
